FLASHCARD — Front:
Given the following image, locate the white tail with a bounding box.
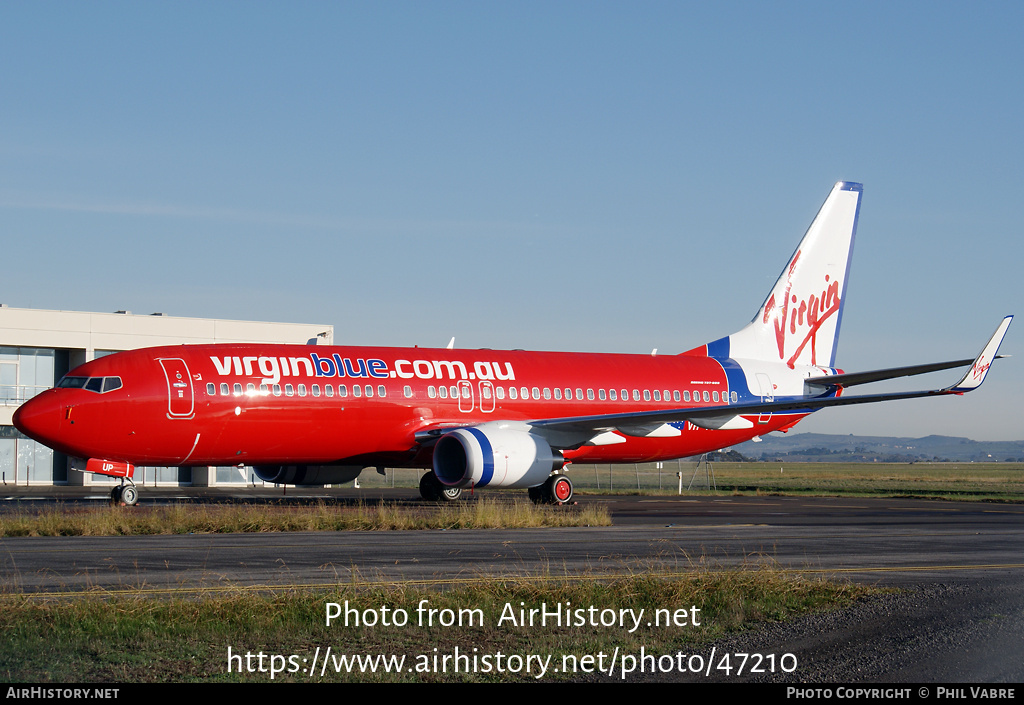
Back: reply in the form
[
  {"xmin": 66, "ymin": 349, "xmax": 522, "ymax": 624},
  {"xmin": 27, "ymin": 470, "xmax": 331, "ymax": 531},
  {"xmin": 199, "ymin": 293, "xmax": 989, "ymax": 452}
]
[{"xmin": 720, "ymin": 181, "xmax": 862, "ymax": 368}]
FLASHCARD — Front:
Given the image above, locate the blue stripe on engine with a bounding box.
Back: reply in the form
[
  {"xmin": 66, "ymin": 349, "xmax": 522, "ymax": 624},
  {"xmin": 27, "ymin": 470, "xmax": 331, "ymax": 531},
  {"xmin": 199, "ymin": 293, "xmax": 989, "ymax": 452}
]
[{"xmin": 465, "ymin": 427, "xmax": 494, "ymax": 487}]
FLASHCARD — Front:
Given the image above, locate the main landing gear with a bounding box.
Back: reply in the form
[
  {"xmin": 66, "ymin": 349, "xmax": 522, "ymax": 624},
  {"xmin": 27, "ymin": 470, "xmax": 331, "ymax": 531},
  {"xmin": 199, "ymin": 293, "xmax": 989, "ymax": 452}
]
[
  {"xmin": 419, "ymin": 471, "xmax": 463, "ymax": 502},
  {"xmin": 110, "ymin": 480, "xmax": 139, "ymax": 506},
  {"xmin": 529, "ymin": 474, "xmax": 573, "ymax": 505}
]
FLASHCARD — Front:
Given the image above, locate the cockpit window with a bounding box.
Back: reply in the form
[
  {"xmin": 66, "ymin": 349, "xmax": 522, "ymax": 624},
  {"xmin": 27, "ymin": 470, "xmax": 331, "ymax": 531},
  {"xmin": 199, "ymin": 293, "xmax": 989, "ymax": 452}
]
[{"xmin": 57, "ymin": 375, "xmax": 123, "ymax": 394}]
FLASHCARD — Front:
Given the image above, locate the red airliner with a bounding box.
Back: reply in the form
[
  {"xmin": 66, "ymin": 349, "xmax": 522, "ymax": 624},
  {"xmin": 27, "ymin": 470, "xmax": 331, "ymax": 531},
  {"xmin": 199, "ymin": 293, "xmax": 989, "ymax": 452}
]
[{"xmin": 13, "ymin": 183, "xmax": 1012, "ymax": 506}]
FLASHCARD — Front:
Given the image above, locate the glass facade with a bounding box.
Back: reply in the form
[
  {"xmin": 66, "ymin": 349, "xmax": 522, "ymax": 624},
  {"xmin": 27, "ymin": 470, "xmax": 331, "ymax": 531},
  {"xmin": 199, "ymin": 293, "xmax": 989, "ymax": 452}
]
[
  {"xmin": 0, "ymin": 431, "xmax": 53, "ymax": 485},
  {"xmin": 0, "ymin": 347, "xmax": 55, "ymax": 405},
  {"xmin": 1, "ymin": 347, "xmax": 57, "ymax": 484}
]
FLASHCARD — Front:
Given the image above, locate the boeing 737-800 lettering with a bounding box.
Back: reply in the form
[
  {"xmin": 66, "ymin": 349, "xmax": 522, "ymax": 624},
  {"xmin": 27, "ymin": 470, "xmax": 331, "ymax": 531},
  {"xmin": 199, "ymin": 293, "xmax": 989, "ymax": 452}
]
[{"xmin": 13, "ymin": 183, "xmax": 1012, "ymax": 505}]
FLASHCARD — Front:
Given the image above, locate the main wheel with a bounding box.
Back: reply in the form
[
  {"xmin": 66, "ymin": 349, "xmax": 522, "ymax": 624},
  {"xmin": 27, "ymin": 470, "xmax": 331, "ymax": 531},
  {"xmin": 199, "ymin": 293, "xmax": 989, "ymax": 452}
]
[
  {"xmin": 440, "ymin": 485, "xmax": 463, "ymax": 502},
  {"xmin": 110, "ymin": 486, "xmax": 122, "ymax": 504},
  {"xmin": 120, "ymin": 485, "xmax": 138, "ymax": 506},
  {"xmin": 547, "ymin": 475, "xmax": 573, "ymax": 504},
  {"xmin": 420, "ymin": 472, "xmax": 461, "ymax": 501},
  {"xmin": 419, "ymin": 471, "xmax": 441, "ymax": 501},
  {"xmin": 528, "ymin": 485, "xmax": 546, "ymax": 504}
]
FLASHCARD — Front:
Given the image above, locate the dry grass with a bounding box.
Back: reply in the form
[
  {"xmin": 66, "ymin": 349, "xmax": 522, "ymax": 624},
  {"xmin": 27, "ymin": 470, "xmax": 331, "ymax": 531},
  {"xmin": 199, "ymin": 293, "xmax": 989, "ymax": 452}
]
[{"xmin": 0, "ymin": 498, "xmax": 611, "ymax": 537}]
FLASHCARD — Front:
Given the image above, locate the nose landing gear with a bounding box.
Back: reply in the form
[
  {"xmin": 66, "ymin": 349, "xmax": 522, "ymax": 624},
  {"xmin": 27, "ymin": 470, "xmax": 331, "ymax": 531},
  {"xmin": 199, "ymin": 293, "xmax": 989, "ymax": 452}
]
[{"xmin": 110, "ymin": 480, "xmax": 139, "ymax": 506}]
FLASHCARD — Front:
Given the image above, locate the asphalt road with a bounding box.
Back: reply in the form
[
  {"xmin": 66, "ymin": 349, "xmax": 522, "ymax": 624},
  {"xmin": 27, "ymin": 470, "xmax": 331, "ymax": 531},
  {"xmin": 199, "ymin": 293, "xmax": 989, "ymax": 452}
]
[{"xmin": 2, "ymin": 488, "xmax": 1022, "ymax": 682}]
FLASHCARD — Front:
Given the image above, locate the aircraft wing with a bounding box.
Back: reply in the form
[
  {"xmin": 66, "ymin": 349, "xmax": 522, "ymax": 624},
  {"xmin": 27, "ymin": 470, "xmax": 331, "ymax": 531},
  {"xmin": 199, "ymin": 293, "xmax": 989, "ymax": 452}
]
[{"xmin": 528, "ymin": 316, "xmax": 1013, "ymax": 446}]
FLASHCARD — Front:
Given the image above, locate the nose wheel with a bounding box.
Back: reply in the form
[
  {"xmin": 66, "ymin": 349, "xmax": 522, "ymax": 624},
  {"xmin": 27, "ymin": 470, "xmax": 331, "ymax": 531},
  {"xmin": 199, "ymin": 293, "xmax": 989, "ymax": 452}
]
[{"xmin": 110, "ymin": 481, "xmax": 139, "ymax": 506}]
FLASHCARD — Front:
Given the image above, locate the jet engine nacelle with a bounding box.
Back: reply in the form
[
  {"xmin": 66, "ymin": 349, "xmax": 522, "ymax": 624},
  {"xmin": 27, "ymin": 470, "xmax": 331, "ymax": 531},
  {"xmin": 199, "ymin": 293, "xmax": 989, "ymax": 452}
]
[
  {"xmin": 432, "ymin": 423, "xmax": 564, "ymax": 489},
  {"xmin": 253, "ymin": 465, "xmax": 364, "ymax": 486}
]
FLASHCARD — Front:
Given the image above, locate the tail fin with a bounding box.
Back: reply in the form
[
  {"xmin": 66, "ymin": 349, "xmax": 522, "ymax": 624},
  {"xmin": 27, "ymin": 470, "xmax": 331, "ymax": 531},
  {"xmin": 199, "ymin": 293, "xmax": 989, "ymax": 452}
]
[{"xmin": 699, "ymin": 181, "xmax": 863, "ymax": 368}]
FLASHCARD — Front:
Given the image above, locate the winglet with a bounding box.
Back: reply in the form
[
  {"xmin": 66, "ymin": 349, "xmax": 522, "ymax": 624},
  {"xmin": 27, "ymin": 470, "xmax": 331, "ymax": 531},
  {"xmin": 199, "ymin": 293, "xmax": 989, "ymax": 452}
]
[{"xmin": 949, "ymin": 316, "xmax": 1013, "ymax": 392}]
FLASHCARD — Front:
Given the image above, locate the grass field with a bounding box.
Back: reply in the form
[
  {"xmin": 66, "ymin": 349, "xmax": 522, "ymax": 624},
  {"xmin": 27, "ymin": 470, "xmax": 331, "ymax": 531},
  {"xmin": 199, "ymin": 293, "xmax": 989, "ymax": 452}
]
[{"xmin": 0, "ymin": 569, "xmax": 870, "ymax": 682}]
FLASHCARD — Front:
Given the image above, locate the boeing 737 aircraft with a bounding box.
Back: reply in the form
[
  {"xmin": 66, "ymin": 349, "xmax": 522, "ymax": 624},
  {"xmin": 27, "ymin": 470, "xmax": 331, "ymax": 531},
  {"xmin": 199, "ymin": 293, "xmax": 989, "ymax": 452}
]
[{"xmin": 13, "ymin": 183, "xmax": 1012, "ymax": 505}]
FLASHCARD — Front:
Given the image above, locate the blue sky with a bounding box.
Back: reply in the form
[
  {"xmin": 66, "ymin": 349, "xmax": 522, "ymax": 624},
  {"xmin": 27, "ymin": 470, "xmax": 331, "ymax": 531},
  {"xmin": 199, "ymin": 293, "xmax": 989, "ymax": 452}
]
[{"xmin": 2, "ymin": 2, "xmax": 1021, "ymax": 440}]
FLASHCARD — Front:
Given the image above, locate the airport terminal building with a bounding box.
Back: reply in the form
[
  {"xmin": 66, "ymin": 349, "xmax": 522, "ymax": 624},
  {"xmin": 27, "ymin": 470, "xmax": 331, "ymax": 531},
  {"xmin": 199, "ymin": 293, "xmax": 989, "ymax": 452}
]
[{"xmin": 0, "ymin": 306, "xmax": 333, "ymax": 487}]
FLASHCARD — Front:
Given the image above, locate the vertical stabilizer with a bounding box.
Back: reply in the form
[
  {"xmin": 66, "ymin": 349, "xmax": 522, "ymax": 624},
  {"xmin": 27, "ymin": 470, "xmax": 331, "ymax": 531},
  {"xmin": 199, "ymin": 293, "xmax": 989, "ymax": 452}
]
[{"xmin": 718, "ymin": 182, "xmax": 862, "ymax": 368}]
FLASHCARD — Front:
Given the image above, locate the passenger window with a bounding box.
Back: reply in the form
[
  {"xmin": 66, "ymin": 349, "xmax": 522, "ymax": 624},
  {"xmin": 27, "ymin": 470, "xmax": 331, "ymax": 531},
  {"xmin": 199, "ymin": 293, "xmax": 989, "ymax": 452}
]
[
  {"xmin": 673, "ymin": 390, "xmax": 681, "ymax": 402},
  {"xmin": 233, "ymin": 383, "xmax": 242, "ymax": 396},
  {"xmin": 653, "ymin": 390, "xmax": 661, "ymax": 401},
  {"xmin": 587, "ymin": 389, "xmax": 594, "ymax": 400},
  {"xmin": 703, "ymin": 391, "xmax": 710, "ymax": 402},
  {"xmin": 610, "ymin": 389, "xmax": 617, "ymax": 401},
  {"xmin": 298, "ymin": 384, "xmax": 307, "ymax": 397},
  {"xmin": 273, "ymin": 384, "xmax": 282, "ymax": 396},
  {"xmin": 325, "ymin": 385, "xmax": 334, "ymax": 397},
  {"xmin": 207, "ymin": 383, "xmax": 216, "ymax": 396},
  {"xmin": 643, "ymin": 390, "xmax": 651, "ymax": 401},
  {"xmin": 378, "ymin": 385, "xmax": 386, "ymax": 397},
  {"xmin": 352, "ymin": 385, "xmax": 361, "ymax": 398},
  {"xmin": 404, "ymin": 385, "xmax": 413, "ymax": 398},
  {"xmin": 713, "ymin": 391, "xmax": 719, "ymax": 402},
  {"xmin": 285, "ymin": 384, "xmax": 294, "ymax": 397},
  {"xmin": 683, "ymin": 390, "xmax": 690, "ymax": 402},
  {"xmin": 428, "ymin": 386, "xmax": 437, "ymax": 398},
  {"xmin": 312, "ymin": 384, "xmax": 321, "ymax": 397},
  {"xmin": 599, "ymin": 389, "xmax": 606, "ymax": 401},
  {"xmin": 338, "ymin": 385, "xmax": 348, "ymax": 397},
  {"xmin": 731, "ymin": 391, "xmax": 738, "ymax": 402}
]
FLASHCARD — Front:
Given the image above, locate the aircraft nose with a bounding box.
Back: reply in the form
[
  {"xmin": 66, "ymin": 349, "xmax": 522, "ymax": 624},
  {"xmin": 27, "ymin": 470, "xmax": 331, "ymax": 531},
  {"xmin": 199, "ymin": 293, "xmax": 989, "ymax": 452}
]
[{"xmin": 13, "ymin": 391, "xmax": 63, "ymax": 446}]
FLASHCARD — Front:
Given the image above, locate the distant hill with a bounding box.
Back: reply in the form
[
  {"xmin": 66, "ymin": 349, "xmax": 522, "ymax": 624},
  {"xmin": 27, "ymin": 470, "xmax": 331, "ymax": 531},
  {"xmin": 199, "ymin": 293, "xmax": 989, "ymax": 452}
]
[{"xmin": 729, "ymin": 433, "xmax": 1024, "ymax": 463}]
